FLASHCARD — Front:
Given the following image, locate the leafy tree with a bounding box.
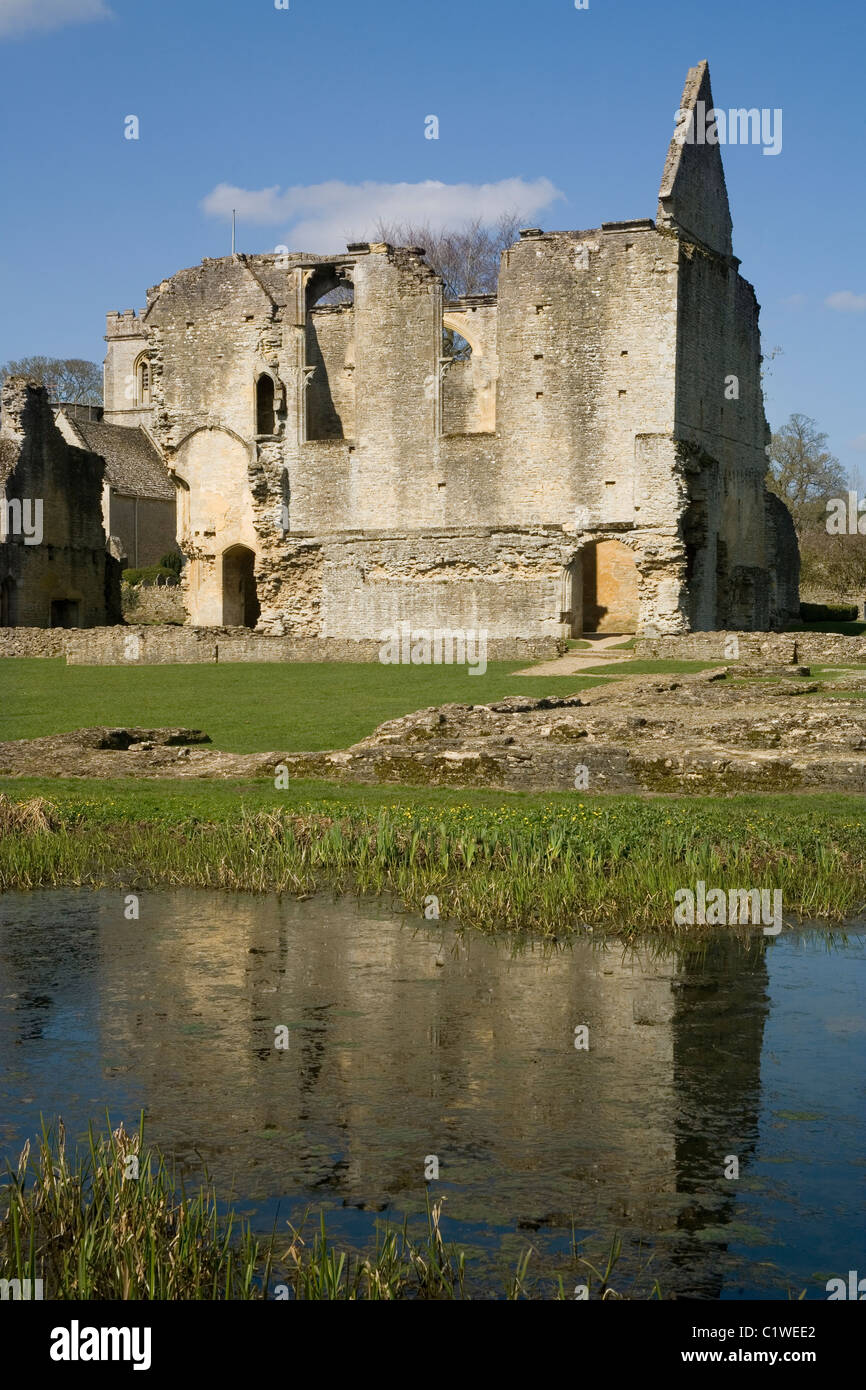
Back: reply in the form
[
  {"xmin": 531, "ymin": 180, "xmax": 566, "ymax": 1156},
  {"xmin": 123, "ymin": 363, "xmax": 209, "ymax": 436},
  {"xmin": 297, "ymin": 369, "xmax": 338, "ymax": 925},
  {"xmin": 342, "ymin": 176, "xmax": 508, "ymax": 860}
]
[
  {"xmin": 766, "ymin": 413, "xmax": 847, "ymax": 532},
  {"xmin": 0, "ymin": 356, "xmax": 103, "ymax": 406},
  {"xmin": 160, "ymin": 551, "xmax": 184, "ymax": 576}
]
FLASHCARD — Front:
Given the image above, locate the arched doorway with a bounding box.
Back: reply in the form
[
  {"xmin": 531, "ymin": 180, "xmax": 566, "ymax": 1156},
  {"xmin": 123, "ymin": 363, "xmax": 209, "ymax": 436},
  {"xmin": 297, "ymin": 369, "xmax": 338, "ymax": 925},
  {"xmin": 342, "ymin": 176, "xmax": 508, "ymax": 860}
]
[
  {"xmin": 1, "ymin": 577, "xmax": 16, "ymax": 628},
  {"xmin": 580, "ymin": 539, "xmax": 639, "ymax": 633},
  {"xmin": 222, "ymin": 546, "xmax": 260, "ymax": 628}
]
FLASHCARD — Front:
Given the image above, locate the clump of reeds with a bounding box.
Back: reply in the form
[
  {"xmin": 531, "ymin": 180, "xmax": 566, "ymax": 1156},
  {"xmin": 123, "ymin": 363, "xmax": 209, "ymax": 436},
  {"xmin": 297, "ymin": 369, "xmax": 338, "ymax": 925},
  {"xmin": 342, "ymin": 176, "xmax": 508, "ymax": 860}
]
[
  {"xmin": 0, "ymin": 1119, "xmax": 269, "ymax": 1300},
  {"xmin": 0, "ymin": 793, "xmax": 58, "ymax": 834},
  {"xmin": 0, "ymin": 1121, "xmax": 469, "ymax": 1300},
  {"xmin": 1, "ymin": 1120, "xmax": 657, "ymax": 1300}
]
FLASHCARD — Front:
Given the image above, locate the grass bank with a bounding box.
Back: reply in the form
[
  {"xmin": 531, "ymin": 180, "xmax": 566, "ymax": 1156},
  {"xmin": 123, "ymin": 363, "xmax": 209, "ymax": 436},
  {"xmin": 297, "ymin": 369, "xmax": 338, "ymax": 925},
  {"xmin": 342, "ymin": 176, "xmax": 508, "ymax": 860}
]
[{"xmin": 1, "ymin": 783, "xmax": 863, "ymax": 933}]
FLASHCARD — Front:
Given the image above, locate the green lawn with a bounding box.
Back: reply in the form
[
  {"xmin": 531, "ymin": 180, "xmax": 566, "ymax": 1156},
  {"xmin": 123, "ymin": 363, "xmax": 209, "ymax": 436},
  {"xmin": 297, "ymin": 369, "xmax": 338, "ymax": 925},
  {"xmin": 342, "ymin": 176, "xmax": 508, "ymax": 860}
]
[
  {"xmin": 0, "ymin": 653, "xmax": 857, "ymax": 757},
  {"xmin": 0, "ymin": 658, "xmax": 612, "ymax": 753}
]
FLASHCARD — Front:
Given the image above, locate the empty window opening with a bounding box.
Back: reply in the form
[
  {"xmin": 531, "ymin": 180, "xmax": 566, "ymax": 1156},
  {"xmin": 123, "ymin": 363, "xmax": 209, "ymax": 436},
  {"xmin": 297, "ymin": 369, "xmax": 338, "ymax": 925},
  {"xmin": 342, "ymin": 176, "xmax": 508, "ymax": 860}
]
[
  {"xmin": 134, "ymin": 355, "xmax": 151, "ymax": 407},
  {"xmin": 443, "ymin": 327, "xmax": 471, "ymax": 361},
  {"xmin": 256, "ymin": 374, "xmax": 276, "ymax": 435},
  {"xmin": 305, "ymin": 267, "xmax": 355, "ymax": 441},
  {"xmin": 441, "ymin": 315, "xmax": 494, "ymax": 435}
]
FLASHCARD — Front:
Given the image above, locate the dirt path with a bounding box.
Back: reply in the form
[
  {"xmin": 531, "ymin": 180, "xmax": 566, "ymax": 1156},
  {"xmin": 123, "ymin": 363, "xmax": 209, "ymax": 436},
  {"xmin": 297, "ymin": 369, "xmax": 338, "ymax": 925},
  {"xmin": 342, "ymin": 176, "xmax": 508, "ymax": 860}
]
[{"xmin": 512, "ymin": 633, "xmax": 633, "ymax": 677}]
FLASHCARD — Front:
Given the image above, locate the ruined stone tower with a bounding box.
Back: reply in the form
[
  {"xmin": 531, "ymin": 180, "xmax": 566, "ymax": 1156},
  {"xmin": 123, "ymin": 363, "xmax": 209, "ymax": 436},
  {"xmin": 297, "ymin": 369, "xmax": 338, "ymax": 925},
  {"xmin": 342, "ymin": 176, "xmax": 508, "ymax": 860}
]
[{"xmin": 102, "ymin": 61, "xmax": 799, "ymax": 639}]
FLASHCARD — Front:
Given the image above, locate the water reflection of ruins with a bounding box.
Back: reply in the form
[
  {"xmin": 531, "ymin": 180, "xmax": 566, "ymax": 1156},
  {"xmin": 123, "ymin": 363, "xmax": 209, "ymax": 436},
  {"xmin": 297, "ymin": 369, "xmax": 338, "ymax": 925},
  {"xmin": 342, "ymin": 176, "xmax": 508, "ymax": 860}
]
[{"xmin": 0, "ymin": 891, "xmax": 769, "ymax": 1294}]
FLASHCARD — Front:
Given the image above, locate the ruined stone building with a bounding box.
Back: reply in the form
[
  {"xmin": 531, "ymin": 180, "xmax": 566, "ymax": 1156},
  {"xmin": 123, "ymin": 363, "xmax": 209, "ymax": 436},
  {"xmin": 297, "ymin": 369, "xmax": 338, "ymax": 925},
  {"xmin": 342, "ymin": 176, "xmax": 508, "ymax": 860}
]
[
  {"xmin": 55, "ymin": 404, "xmax": 176, "ymax": 569},
  {"xmin": 97, "ymin": 60, "xmax": 797, "ymax": 639},
  {"xmin": 0, "ymin": 380, "xmax": 121, "ymax": 628}
]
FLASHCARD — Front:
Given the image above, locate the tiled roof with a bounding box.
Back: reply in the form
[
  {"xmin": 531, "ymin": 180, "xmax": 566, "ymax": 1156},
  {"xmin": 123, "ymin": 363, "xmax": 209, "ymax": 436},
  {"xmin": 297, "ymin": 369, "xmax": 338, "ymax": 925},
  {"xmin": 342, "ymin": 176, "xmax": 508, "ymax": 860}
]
[{"xmin": 61, "ymin": 413, "xmax": 175, "ymax": 501}]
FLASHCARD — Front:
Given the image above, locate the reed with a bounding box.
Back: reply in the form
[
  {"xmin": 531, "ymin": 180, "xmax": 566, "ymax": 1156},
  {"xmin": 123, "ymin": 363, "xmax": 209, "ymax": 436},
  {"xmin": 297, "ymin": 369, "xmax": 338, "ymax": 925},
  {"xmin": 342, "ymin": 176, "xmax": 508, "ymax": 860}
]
[
  {"xmin": 0, "ymin": 1120, "xmax": 656, "ymax": 1300},
  {"xmin": 1, "ymin": 793, "xmax": 863, "ymax": 934}
]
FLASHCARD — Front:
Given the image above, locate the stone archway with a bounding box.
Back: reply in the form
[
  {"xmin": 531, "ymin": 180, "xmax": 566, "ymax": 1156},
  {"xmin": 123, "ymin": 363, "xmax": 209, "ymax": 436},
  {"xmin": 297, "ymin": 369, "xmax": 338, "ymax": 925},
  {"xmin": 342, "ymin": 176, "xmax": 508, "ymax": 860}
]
[
  {"xmin": 222, "ymin": 546, "xmax": 260, "ymax": 628},
  {"xmin": 580, "ymin": 539, "xmax": 639, "ymax": 633}
]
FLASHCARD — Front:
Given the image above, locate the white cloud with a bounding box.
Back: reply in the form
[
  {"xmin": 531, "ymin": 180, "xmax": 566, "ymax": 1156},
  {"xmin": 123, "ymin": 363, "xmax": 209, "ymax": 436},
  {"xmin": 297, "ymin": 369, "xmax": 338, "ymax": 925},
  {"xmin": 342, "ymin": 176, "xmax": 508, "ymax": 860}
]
[
  {"xmin": 780, "ymin": 293, "xmax": 806, "ymax": 308},
  {"xmin": 825, "ymin": 290, "xmax": 866, "ymax": 313},
  {"xmin": 0, "ymin": 0, "xmax": 112, "ymax": 38},
  {"xmin": 201, "ymin": 177, "xmax": 565, "ymax": 251},
  {"xmin": 850, "ymin": 434, "xmax": 866, "ymax": 454}
]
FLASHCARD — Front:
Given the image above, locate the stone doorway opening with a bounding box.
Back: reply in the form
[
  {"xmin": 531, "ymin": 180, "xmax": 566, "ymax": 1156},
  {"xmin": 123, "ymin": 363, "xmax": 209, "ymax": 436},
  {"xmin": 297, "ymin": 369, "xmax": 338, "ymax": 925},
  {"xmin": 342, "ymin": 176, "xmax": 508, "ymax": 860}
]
[
  {"xmin": 1, "ymin": 577, "xmax": 16, "ymax": 628},
  {"xmin": 50, "ymin": 598, "xmax": 80, "ymax": 628},
  {"xmin": 222, "ymin": 546, "xmax": 260, "ymax": 629},
  {"xmin": 579, "ymin": 539, "xmax": 639, "ymax": 633}
]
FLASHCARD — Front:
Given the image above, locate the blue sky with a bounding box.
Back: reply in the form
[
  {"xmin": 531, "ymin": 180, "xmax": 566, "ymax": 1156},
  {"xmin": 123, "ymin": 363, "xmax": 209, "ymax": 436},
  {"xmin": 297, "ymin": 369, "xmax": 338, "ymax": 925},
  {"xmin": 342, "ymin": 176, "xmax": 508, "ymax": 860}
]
[{"xmin": 0, "ymin": 0, "xmax": 863, "ymax": 476}]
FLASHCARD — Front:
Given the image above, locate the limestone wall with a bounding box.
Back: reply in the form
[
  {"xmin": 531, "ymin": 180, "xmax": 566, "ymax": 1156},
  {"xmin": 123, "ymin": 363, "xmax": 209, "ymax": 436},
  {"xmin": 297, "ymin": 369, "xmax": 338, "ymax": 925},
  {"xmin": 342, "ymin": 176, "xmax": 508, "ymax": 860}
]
[
  {"xmin": 0, "ymin": 379, "xmax": 120, "ymax": 629},
  {"xmin": 316, "ymin": 528, "xmax": 572, "ymax": 640},
  {"xmin": 121, "ymin": 582, "xmax": 186, "ymax": 624},
  {"xmin": 103, "ymin": 310, "xmax": 151, "ymax": 426},
  {"xmin": 634, "ymin": 632, "xmax": 866, "ymax": 664},
  {"xmin": 0, "ymin": 624, "xmax": 557, "ymax": 666},
  {"xmin": 496, "ymin": 225, "xmax": 679, "ymax": 532}
]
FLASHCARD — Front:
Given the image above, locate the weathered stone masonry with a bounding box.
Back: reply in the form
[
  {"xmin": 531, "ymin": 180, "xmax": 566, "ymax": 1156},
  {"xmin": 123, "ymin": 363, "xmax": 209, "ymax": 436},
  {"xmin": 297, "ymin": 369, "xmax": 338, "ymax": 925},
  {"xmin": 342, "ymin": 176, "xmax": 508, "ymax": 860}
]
[
  {"xmin": 101, "ymin": 61, "xmax": 797, "ymax": 641},
  {"xmin": 1, "ymin": 379, "xmax": 121, "ymax": 629}
]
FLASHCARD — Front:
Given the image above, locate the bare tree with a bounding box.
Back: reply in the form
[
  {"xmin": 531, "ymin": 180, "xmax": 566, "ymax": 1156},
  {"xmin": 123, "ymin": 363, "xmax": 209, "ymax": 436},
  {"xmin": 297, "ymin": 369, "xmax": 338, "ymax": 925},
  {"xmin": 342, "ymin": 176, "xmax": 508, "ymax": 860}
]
[
  {"xmin": 373, "ymin": 213, "xmax": 522, "ymax": 298},
  {"xmin": 799, "ymin": 526, "xmax": 866, "ymax": 599},
  {"xmin": 766, "ymin": 413, "xmax": 847, "ymax": 532},
  {"xmin": 0, "ymin": 356, "xmax": 103, "ymax": 406}
]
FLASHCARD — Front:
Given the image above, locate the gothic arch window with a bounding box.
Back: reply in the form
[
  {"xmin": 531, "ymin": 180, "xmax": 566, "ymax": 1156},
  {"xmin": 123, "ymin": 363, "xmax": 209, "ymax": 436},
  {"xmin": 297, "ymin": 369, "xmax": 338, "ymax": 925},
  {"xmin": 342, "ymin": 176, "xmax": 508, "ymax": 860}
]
[
  {"xmin": 134, "ymin": 354, "xmax": 151, "ymax": 407},
  {"xmin": 256, "ymin": 373, "xmax": 276, "ymax": 435}
]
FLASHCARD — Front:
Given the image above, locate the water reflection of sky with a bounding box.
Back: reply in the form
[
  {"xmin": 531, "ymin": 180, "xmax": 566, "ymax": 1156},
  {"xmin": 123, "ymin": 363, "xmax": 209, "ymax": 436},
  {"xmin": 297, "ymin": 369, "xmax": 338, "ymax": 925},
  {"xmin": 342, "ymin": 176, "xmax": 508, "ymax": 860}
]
[
  {"xmin": 725, "ymin": 937, "xmax": 866, "ymax": 1299},
  {"xmin": 0, "ymin": 890, "xmax": 862, "ymax": 1299}
]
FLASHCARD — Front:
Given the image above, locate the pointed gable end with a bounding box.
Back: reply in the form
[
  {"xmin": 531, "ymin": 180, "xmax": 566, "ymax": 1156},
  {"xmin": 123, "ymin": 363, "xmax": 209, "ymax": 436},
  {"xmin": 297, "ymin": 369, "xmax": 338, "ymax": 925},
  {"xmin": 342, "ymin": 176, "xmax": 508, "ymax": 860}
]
[{"xmin": 657, "ymin": 60, "xmax": 734, "ymax": 259}]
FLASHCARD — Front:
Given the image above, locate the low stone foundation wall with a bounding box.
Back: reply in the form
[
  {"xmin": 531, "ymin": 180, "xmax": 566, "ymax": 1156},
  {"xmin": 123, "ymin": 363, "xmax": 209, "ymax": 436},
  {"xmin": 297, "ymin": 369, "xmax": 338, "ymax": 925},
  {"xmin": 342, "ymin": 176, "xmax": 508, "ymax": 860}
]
[
  {"xmin": 0, "ymin": 629, "xmax": 70, "ymax": 658},
  {"xmin": 634, "ymin": 631, "xmax": 866, "ymax": 664},
  {"xmin": 121, "ymin": 583, "xmax": 186, "ymax": 625},
  {"xmin": 0, "ymin": 625, "xmax": 559, "ymax": 666}
]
